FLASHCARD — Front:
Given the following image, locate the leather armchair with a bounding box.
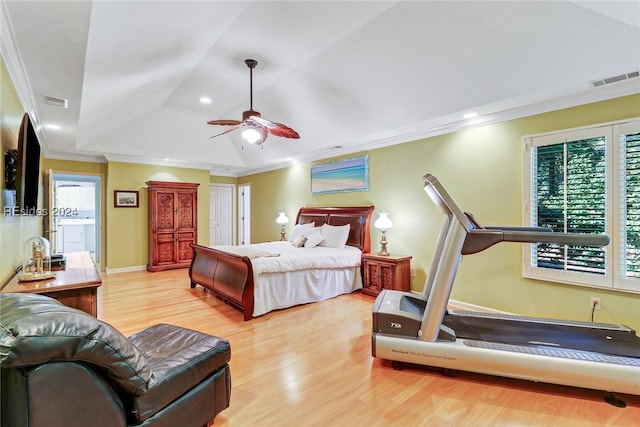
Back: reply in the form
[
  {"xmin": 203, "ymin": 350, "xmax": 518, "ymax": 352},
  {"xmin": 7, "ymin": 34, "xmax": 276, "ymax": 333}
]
[{"xmin": 0, "ymin": 293, "xmax": 231, "ymax": 427}]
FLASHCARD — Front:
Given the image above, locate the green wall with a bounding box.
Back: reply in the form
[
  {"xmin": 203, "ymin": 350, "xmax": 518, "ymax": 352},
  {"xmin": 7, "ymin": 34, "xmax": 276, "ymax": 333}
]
[
  {"xmin": 0, "ymin": 57, "xmax": 41, "ymax": 286},
  {"xmin": 38, "ymin": 159, "xmax": 212, "ymax": 272},
  {"xmin": 209, "ymin": 175, "xmax": 237, "ymax": 185},
  {"xmin": 242, "ymin": 94, "xmax": 640, "ymax": 330},
  {"xmin": 106, "ymin": 162, "xmax": 210, "ymax": 270}
]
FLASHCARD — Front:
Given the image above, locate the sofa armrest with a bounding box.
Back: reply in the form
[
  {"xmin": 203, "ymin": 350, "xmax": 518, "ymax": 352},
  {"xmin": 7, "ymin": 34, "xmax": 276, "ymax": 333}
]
[{"xmin": 1, "ymin": 363, "xmax": 127, "ymax": 427}]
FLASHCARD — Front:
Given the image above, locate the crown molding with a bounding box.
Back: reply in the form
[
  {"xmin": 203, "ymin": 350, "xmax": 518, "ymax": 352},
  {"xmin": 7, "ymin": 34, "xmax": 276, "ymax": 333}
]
[
  {"xmin": 103, "ymin": 153, "xmax": 212, "ymax": 171},
  {"xmin": 0, "ymin": 0, "xmax": 48, "ymax": 153}
]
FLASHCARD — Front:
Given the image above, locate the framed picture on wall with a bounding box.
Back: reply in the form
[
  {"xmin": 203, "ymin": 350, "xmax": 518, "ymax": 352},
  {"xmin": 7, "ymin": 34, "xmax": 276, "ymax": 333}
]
[
  {"xmin": 114, "ymin": 190, "xmax": 139, "ymax": 208},
  {"xmin": 311, "ymin": 155, "xmax": 369, "ymax": 195}
]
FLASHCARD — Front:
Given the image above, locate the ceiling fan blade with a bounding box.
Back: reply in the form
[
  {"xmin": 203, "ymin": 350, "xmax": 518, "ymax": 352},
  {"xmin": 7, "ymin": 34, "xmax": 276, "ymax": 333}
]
[
  {"xmin": 269, "ymin": 123, "xmax": 300, "ymax": 139},
  {"xmin": 209, "ymin": 123, "xmax": 244, "ymax": 139},
  {"xmin": 207, "ymin": 119, "xmax": 242, "ymax": 126},
  {"xmin": 250, "ymin": 115, "xmax": 300, "ymax": 139},
  {"xmin": 249, "ymin": 115, "xmax": 276, "ymax": 129}
]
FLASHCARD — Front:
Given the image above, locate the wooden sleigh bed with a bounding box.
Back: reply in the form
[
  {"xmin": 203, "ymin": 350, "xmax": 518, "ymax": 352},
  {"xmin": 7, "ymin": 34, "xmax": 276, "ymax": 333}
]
[{"xmin": 189, "ymin": 206, "xmax": 374, "ymax": 320}]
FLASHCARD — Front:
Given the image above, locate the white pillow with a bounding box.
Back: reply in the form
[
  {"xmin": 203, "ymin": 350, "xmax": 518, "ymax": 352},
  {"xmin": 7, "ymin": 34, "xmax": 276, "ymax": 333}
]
[
  {"xmin": 303, "ymin": 231, "xmax": 324, "ymax": 248},
  {"xmin": 291, "ymin": 235, "xmax": 307, "ymax": 247},
  {"xmin": 319, "ymin": 223, "xmax": 351, "ymax": 249},
  {"xmin": 288, "ymin": 223, "xmax": 315, "ymax": 242}
]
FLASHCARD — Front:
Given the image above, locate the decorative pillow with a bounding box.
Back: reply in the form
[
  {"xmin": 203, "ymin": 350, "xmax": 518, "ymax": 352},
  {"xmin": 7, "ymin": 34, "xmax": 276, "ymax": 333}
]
[
  {"xmin": 318, "ymin": 223, "xmax": 351, "ymax": 249},
  {"xmin": 288, "ymin": 223, "xmax": 315, "ymax": 242},
  {"xmin": 291, "ymin": 235, "xmax": 307, "ymax": 247},
  {"xmin": 303, "ymin": 231, "xmax": 324, "ymax": 248}
]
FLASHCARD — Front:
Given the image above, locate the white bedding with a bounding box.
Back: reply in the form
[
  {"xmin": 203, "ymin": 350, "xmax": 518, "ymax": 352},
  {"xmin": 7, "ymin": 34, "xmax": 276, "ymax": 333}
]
[{"xmin": 212, "ymin": 241, "xmax": 363, "ymax": 317}]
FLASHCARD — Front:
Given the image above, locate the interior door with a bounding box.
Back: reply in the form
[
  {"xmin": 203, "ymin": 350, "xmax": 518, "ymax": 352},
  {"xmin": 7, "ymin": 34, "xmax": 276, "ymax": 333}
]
[{"xmin": 209, "ymin": 184, "xmax": 234, "ymax": 245}]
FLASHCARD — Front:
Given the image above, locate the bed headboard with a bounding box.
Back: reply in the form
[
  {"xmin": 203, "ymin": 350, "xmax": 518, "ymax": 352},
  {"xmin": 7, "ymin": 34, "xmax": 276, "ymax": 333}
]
[{"xmin": 295, "ymin": 206, "xmax": 375, "ymax": 253}]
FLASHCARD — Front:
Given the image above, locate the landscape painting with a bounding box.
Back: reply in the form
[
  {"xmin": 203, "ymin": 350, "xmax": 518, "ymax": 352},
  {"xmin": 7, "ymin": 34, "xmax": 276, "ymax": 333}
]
[{"xmin": 311, "ymin": 155, "xmax": 369, "ymax": 195}]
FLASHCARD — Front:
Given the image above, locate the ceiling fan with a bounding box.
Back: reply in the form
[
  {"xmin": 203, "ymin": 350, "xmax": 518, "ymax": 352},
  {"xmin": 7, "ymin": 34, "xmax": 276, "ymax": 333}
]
[{"xmin": 207, "ymin": 59, "xmax": 300, "ymax": 146}]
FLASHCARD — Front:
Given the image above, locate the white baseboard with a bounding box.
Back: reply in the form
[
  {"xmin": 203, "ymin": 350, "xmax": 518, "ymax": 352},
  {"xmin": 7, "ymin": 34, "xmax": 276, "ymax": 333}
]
[
  {"xmin": 448, "ymin": 298, "xmax": 511, "ymax": 314},
  {"xmin": 104, "ymin": 265, "xmax": 147, "ymax": 274},
  {"xmin": 409, "ymin": 290, "xmax": 510, "ymax": 314}
]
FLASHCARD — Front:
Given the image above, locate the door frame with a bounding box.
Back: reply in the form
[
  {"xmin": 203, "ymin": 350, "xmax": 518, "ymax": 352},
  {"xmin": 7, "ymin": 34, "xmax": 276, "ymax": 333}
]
[
  {"xmin": 238, "ymin": 183, "xmax": 251, "ymax": 245},
  {"xmin": 46, "ymin": 170, "xmax": 104, "ymax": 266},
  {"xmin": 209, "ymin": 183, "xmax": 236, "ymax": 246}
]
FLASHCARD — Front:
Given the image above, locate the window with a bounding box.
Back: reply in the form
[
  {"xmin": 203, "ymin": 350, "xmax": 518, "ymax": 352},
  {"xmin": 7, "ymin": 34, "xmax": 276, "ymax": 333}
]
[{"xmin": 523, "ymin": 118, "xmax": 640, "ymax": 293}]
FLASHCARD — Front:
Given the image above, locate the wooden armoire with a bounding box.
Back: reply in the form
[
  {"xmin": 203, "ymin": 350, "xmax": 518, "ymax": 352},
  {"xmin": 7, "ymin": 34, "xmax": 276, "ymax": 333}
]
[{"xmin": 147, "ymin": 181, "xmax": 199, "ymax": 272}]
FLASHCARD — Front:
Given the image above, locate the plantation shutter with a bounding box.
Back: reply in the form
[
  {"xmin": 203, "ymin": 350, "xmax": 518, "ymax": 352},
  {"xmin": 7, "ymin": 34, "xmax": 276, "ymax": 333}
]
[
  {"xmin": 525, "ymin": 119, "xmax": 640, "ymax": 292},
  {"xmin": 623, "ymin": 131, "xmax": 640, "ymax": 278},
  {"xmin": 532, "ymin": 137, "xmax": 607, "ymax": 274}
]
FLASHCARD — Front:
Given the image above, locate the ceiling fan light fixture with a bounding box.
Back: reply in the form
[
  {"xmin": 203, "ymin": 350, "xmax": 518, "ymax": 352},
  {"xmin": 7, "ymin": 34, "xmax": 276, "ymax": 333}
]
[
  {"xmin": 207, "ymin": 58, "xmax": 299, "ymax": 144},
  {"xmin": 242, "ymin": 125, "xmax": 262, "ymax": 144}
]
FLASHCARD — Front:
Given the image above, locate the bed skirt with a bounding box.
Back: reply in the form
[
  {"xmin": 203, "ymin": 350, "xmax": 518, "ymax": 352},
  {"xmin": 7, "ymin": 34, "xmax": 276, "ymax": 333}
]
[{"xmin": 252, "ymin": 267, "xmax": 362, "ymax": 317}]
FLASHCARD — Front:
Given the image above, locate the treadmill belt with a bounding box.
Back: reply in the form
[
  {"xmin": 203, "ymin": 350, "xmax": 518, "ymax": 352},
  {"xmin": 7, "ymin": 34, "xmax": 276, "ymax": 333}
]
[{"xmin": 443, "ymin": 313, "xmax": 640, "ymax": 359}]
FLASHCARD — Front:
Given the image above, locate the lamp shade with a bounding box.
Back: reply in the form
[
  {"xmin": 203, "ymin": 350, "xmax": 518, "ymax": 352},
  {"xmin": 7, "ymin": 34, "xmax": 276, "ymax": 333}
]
[
  {"xmin": 374, "ymin": 212, "xmax": 393, "ymax": 231},
  {"xmin": 242, "ymin": 126, "xmax": 262, "ymax": 144},
  {"xmin": 276, "ymin": 212, "xmax": 289, "ymax": 225}
]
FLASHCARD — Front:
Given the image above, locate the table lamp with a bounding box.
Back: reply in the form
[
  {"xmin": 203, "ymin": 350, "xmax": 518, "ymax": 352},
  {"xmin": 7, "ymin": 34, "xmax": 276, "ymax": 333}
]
[
  {"xmin": 374, "ymin": 212, "xmax": 393, "ymax": 256},
  {"xmin": 276, "ymin": 212, "xmax": 289, "ymax": 241}
]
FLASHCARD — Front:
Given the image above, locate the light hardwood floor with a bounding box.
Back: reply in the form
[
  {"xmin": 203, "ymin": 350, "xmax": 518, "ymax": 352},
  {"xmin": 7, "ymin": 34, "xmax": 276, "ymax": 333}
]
[{"xmin": 98, "ymin": 269, "xmax": 640, "ymax": 426}]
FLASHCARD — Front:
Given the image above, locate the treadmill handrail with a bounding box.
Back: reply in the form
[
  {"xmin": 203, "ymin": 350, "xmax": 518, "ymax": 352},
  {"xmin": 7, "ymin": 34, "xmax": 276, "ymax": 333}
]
[
  {"xmin": 462, "ymin": 228, "xmax": 611, "ymax": 255},
  {"xmin": 423, "ymin": 174, "xmax": 611, "ymax": 255}
]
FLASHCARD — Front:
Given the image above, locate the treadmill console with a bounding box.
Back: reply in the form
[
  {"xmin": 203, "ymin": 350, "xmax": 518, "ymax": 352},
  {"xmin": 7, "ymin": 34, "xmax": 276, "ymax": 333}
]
[{"xmin": 372, "ymin": 290, "xmax": 425, "ymax": 337}]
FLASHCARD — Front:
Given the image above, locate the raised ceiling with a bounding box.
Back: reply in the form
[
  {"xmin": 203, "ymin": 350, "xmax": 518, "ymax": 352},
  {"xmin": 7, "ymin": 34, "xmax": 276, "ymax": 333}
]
[{"xmin": 2, "ymin": 1, "xmax": 639, "ymax": 176}]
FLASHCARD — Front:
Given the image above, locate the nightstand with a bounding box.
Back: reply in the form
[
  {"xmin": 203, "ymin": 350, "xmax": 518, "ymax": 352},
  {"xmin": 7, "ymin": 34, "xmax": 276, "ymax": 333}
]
[{"xmin": 361, "ymin": 253, "xmax": 412, "ymax": 297}]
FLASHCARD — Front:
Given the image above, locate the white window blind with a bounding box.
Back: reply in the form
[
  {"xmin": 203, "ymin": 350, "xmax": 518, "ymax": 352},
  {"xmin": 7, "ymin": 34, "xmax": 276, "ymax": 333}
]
[
  {"xmin": 620, "ymin": 127, "xmax": 640, "ymax": 283},
  {"xmin": 524, "ymin": 118, "xmax": 640, "ymax": 293}
]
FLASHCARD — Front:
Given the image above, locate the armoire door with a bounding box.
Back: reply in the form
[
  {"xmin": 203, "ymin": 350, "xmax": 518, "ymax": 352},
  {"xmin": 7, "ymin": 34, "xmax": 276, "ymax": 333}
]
[
  {"xmin": 175, "ymin": 190, "xmax": 197, "ymax": 263},
  {"xmin": 147, "ymin": 181, "xmax": 199, "ymax": 272},
  {"xmin": 154, "ymin": 189, "xmax": 178, "ymax": 266}
]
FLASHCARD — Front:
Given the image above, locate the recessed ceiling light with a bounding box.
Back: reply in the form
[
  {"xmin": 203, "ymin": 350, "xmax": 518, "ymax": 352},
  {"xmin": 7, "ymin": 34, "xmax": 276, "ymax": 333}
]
[
  {"xmin": 45, "ymin": 124, "xmax": 61, "ymax": 130},
  {"xmin": 200, "ymin": 96, "xmax": 212, "ymax": 104},
  {"xmin": 463, "ymin": 112, "xmax": 478, "ymax": 119}
]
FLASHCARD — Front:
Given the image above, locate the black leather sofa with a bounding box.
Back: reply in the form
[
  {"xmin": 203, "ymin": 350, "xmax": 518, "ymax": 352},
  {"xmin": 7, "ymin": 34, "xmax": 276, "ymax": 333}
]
[{"xmin": 0, "ymin": 293, "xmax": 231, "ymax": 427}]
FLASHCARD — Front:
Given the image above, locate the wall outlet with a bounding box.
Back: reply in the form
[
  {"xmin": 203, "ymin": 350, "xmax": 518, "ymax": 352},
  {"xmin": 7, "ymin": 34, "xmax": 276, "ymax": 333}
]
[{"xmin": 590, "ymin": 297, "xmax": 601, "ymax": 310}]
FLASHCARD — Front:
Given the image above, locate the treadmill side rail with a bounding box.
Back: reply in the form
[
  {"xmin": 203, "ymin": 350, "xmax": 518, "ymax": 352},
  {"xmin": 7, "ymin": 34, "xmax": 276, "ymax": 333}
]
[{"xmin": 373, "ymin": 334, "xmax": 640, "ymax": 396}]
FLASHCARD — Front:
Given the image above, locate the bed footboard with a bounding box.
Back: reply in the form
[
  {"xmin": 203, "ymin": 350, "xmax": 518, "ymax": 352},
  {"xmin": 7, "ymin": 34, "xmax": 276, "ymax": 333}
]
[{"xmin": 189, "ymin": 244, "xmax": 255, "ymax": 321}]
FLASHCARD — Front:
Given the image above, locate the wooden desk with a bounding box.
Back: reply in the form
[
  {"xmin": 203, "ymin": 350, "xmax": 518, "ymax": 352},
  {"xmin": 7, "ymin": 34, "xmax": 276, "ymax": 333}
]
[{"xmin": 2, "ymin": 252, "xmax": 102, "ymax": 316}]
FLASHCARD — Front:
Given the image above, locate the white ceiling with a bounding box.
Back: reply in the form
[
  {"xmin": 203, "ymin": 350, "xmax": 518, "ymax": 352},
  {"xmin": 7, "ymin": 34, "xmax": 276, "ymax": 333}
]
[{"xmin": 2, "ymin": 1, "xmax": 639, "ymax": 176}]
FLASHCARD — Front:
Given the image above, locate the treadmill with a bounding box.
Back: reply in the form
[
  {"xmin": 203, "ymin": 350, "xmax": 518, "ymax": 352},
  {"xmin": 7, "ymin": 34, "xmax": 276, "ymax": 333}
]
[{"xmin": 372, "ymin": 174, "xmax": 640, "ymax": 396}]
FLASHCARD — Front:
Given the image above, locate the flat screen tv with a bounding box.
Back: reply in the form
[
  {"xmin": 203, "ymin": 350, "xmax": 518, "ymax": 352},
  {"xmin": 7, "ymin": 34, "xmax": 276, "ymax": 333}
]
[{"xmin": 16, "ymin": 112, "xmax": 41, "ymax": 213}]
